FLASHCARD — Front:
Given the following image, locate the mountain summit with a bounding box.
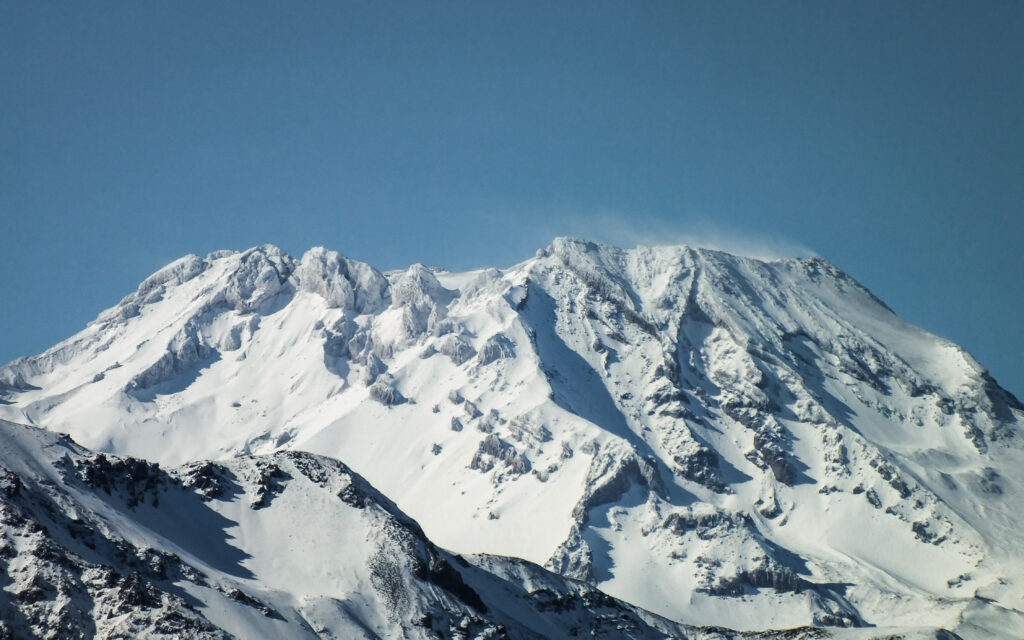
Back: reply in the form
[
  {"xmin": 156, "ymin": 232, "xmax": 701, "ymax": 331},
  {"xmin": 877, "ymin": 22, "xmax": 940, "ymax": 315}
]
[{"xmin": 2, "ymin": 239, "xmax": 1022, "ymax": 637}]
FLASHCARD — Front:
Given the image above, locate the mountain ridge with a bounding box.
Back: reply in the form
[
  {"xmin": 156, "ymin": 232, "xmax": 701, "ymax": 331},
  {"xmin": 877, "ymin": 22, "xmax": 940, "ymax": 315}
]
[
  {"xmin": 0, "ymin": 417, "xmax": 724, "ymax": 639},
  {"xmin": 1, "ymin": 238, "xmax": 1021, "ymax": 637}
]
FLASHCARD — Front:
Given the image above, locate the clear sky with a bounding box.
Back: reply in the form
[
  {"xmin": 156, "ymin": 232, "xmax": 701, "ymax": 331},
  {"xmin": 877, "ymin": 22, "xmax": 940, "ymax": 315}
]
[{"xmin": 2, "ymin": 2, "xmax": 1022, "ymax": 396}]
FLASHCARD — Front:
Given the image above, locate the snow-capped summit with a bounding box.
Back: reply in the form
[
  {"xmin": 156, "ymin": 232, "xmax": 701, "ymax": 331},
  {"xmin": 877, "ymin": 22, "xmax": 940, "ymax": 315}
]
[{"xmin": 2, "ymin": 239, "xmax": 1021, "ymax": 637}]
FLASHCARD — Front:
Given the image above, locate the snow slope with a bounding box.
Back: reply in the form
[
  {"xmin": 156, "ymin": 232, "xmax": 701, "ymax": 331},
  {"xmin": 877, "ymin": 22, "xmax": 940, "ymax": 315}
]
[
  {"xmin": 0, "ymin": 417, "xmax": 724, "ymax": 639},
  {"xmin": 2, "ymin": 238, "xmax": 1021, "ymax": 637}
]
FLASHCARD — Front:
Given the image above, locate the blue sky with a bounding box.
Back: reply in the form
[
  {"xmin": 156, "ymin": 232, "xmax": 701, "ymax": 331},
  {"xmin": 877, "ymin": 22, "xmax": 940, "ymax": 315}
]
[{"xmin": 2, "ymin": 2, "xmax": 1022, "ymax": 396}]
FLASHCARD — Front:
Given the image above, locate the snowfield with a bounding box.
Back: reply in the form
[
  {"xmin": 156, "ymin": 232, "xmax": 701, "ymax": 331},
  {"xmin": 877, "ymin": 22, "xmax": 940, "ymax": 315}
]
[{"xmin": 2, "ymin": 238, "xmax": 1021, "ymax": 638}]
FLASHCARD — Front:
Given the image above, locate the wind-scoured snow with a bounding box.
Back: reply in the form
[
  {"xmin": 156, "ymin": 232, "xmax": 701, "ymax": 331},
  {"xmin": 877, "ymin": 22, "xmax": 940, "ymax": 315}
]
[{"xmin": 2, "ymin": 238, "xmax": 1021, "ymax": 638}]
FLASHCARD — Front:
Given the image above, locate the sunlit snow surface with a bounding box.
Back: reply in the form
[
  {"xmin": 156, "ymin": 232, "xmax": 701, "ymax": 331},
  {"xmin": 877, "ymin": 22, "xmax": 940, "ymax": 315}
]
[{"xmin": 2, "ymin": 238, "xmax": 1022, "ymax": 637}]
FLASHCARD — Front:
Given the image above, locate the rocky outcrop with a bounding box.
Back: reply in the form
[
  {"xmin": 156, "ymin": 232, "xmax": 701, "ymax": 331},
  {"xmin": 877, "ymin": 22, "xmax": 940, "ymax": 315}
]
[
  {"xmin": 295, "ymin": 247, "xmax": 388, "ymax": 312},
  {"xmin": 437, "ymin": 334, "xmax": 476, "ymax": 365},
  {"xmin": 128, "ymin": 321, "xmax": 216, "ymax": 393},
  {"xmin": 469, "ymin": 434, "xmax": 530, "ymax": 476},
  {"xmin": 0, "ymin": 420, "xmax": 730, "ymax": 640},
  {"xmin": 369, "ymin": 378, "xmax": 406, "ymax": 406},
  {"xmin": 477, "ymin": 333, "xmax": 516, "ymax": 366}
]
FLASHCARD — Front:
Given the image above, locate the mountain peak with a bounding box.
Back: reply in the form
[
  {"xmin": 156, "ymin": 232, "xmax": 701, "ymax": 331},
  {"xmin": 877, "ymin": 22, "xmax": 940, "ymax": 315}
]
[{"xmin": 1, "ymin": 239, "xmax": 1021, "ymax": 636}]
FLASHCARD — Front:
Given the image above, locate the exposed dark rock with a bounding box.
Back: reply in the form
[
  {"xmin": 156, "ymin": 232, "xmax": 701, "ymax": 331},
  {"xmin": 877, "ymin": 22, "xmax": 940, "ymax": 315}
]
[
  {"xmin": 177, "ymin": 461, "xmax": 231, "ymax": 500},
  {"xmin": 73, "ymin": 454, "xmax": 165, "ymax": 508},
  {"xmin": 224, "ymin": 587, "xmax": 280, "ymax": 618},
  {"xmin": 673, "ymin": 446, "xmax": 729, "ymax": 493},
  {"xmin": 469, "ymin": 435, "xmax": 530, "ymax": 475},
  {"xmin": 248, "ymin": 461, "xmax": 289, "ymax": 509}
]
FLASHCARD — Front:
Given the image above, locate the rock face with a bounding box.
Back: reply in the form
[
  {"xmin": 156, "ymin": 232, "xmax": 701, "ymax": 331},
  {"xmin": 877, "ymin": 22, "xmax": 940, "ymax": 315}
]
[
  {"xmin": 1, "ymin": 238, "xmax": 1022, "ymax": 638},
  {"xmin": 0, "ymin": 418, "xmax": 805, "ymax": 640}
]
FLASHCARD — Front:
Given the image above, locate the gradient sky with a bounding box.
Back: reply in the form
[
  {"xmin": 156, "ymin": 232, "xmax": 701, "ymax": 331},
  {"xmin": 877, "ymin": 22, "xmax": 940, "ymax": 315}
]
[{"xmin": 2, "ymin": 2, "xmax": 1022, "ymax": 396}]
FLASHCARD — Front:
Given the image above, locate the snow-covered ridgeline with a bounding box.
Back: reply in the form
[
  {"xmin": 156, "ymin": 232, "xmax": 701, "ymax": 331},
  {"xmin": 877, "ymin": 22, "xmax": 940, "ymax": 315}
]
[{"xmin": 1, "ymin": 238, "xmax": 1021, "ymax": 637}]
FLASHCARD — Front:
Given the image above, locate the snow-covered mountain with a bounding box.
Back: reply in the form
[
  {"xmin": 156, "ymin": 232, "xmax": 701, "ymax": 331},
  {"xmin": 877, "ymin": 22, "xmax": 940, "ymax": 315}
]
[
  {"xmin": 2, "ymin": 238, "xmax": 1022, "ymax": 638},
  {"xmin": 0, "ymin": 417, "xmax": 720, "ymax": 638}
]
